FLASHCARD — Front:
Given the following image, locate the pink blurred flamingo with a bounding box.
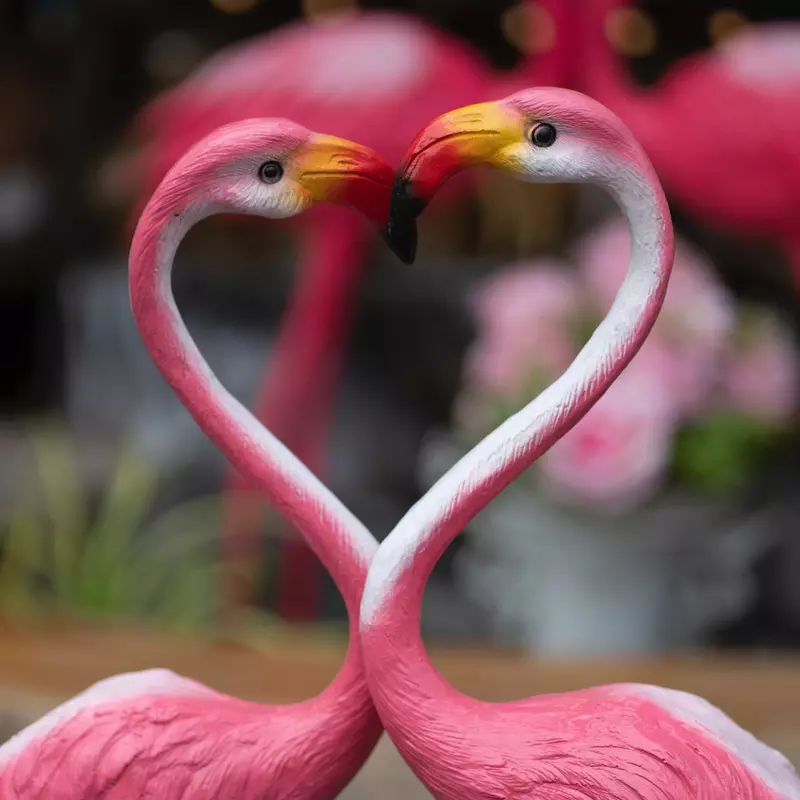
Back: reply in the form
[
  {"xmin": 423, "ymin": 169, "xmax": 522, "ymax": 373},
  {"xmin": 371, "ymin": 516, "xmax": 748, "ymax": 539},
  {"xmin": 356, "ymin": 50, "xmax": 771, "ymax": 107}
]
[
  {"xmin": 580, "ymin": 0, "xmax": 800, "ymax": 289},
  {"xmin": 132, "ymin": 1, "xmax": 575, "ymax": 620},
  {"xmin": 360, "ymin": 88, "xmax": 800, "ymax": 798},
  {"xmin": 0, "ymin": 121, "xmax": 398, "ymax": 798}
]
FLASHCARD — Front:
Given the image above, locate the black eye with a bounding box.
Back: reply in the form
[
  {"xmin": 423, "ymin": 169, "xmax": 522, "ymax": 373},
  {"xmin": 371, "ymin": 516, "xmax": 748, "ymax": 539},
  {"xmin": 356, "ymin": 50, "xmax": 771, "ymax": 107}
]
[
  {"xmin": 258, "ymin": 161, "xmax": 283, "ymax": 184},
  {"xmin": 530, "ymin": 122, "xmax": 557, "ymax": 148}
]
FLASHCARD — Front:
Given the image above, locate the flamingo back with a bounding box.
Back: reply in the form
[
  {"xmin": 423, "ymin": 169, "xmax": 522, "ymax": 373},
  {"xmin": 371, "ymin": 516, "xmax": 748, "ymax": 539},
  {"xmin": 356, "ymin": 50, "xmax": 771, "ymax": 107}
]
[
  {"xmin": 0, "ymin": 668, "xmax": 376, "ymax": 799},
  {"xmin": 378, "ymin": 680, "xmax": 800, "ymax": 799}
]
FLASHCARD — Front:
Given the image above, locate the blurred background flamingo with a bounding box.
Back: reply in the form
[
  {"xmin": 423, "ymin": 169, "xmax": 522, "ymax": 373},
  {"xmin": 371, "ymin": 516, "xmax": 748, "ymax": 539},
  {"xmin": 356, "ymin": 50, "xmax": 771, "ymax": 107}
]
[
  {"xmin": 128, "ymin": 0, "xmax": 575, "ymax": 621},
  {"xmin": 580, "ymin": 0, "xmax": 800, "ymax": 293}
]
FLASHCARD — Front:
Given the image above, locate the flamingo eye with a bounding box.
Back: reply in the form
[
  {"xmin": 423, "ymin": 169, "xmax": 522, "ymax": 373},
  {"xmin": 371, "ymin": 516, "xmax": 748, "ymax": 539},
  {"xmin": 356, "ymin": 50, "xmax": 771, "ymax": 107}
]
[
  {"xmin": 258, "ymin": 161, "xmax": 284, "ymax": 184},
  {"xmin": 530, "ymin": 122, "xmax": 557, "ymax": 148}
]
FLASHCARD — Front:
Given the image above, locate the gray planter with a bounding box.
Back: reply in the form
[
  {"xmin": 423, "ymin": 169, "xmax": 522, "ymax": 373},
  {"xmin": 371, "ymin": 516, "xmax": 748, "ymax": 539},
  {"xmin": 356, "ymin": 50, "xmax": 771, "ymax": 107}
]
[{"xmin": 420, "ymin": 433, "xmax": 776, "ymax": 657}]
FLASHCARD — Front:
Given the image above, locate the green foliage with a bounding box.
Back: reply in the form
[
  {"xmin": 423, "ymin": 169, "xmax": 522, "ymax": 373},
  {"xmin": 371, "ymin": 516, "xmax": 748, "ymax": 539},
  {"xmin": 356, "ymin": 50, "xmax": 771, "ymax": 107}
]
[
  {"xmin": 670, "ymin": 411, "xmax": 789, "ymax": 494},
  {"xmin": 0, "ymin": 426, "xmax": 227, "ymax": 631}
]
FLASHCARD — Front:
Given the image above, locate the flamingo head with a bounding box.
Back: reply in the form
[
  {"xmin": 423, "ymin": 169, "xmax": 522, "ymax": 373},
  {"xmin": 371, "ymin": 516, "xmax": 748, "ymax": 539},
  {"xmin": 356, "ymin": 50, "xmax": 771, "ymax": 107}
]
[
  {"xmin": 153, "ymin": 118, "xmax": 413, "ymax": 263},
  {"xmin": 388, "ymin": 87, "xmax": 640, "ymax": 260}
]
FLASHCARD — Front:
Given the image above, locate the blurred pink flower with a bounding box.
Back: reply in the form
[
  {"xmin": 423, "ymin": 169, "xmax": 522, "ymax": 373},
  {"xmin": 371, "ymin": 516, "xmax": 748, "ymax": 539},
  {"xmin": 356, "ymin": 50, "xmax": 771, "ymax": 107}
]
[
  {"xmin": 538, "ymin": 353, "xmax": 677, "ymax": 510},
  {"xmin": 466, "ymin": 260, "xmax": 581, "ymax": 396},
  {"xmin": 723, "ymin": 309, "xmax": 799, "ymax": 424},
  {"xmin": 574, "ymin": 217, "xmax": 736, "ymax": 416},
  {"xmin": 624, "ymin": 336, "xmax": 688, "ymax": 418},
  {"xmin": 573, "ymin": 218, "xmax": 630, "ymax": 310}
]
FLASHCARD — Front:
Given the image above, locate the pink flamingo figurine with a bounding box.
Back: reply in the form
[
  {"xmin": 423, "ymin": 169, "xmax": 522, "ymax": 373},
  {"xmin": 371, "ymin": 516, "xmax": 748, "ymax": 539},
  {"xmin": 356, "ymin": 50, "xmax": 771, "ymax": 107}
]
[
  {"xmin": 361, "ymin": 88, "xmax": 800, "ymax": 798},
  {"xmin": 580, "ymin": 0, "xmax": 800, "ymax": 289},
  {"xmin": 132, "ymin": 0, "xmax": 575, "ymax": 620},
  {"xmin": 0, "ymin": 120, "xmax": 403, "ymax": 799}
]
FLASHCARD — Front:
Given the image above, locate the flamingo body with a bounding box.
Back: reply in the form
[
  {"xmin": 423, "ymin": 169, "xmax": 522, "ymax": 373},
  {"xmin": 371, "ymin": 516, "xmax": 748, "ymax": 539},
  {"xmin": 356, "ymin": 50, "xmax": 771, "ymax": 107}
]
[
  {"xmin": 0, "ymin": 669, "xmax": 376, "ymax": 799},
  {"xmin": 581, "ymin": 1, "xmax": 800, "ymax": 282},
  {"xmin": 354, "ymin": 653, "xmax": 798, "ymax": 799},
  {"xmin": 629, "ymin": 26, "xmax": 800, "ymax": 233},
  {"xmin": 362, "ymin": 87, "xmax": 800, "ymax": 799}
]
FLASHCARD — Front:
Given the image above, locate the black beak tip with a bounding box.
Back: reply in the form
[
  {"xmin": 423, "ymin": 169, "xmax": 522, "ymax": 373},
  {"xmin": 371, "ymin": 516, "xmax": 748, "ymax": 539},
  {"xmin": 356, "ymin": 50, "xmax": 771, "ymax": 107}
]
[
  {"xmin": 385, "ymin": 176, "xmax": 426, "ymax": 265},
  {"xmin": 384, "ymin": 220, "xmax": 417, "ymax": 265}
]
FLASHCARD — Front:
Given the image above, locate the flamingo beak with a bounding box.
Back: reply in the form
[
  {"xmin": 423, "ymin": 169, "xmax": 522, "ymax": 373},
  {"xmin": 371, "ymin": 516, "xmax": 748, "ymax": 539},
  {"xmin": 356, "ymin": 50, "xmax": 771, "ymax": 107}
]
[
  {"xmin": 388, "ymin": 102, "xmax": 522, "ymax": 262},
  {"xmin": 293, "ymin": 134, "xmax": 413, "ymax": 264}
]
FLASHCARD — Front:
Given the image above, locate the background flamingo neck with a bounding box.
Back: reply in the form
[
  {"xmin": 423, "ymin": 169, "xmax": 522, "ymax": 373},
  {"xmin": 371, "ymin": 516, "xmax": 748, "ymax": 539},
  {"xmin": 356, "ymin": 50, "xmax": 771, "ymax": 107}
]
[
  {"xmin": 580, "ymin": 0, "xmax": 642, "ymax": 106},
  {"xmin": 360, "ymin": 146, "xmax": 673, "ymax": 732},
  {"xmin": 128, "ymin": 187, "xmax": 377, "ymax": 621},
  {"xmin": 504, "ymin": 0, "xmax": 577, "ymax": 92},
  {"xmin": 255, "ymin": 207, "xmax": 370, "ymax": 450}
]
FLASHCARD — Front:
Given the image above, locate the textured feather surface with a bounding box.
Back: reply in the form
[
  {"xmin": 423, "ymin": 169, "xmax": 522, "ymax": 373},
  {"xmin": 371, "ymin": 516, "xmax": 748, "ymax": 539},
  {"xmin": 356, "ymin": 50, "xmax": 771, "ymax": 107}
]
[
  {"xmin": 371, "ymin": 673, "xmax": 800, "ymax": 799},
  {"xmin": 0, "ymin": 668, "xmax": 379, "ymax": 799}
]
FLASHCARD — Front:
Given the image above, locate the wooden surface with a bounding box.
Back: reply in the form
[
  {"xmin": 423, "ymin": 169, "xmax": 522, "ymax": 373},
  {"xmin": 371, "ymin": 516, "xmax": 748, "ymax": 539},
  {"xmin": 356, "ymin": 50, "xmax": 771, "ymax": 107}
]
[{"xmin": 3, "ymin": 624, "xmax": 800, "ymax": 798}]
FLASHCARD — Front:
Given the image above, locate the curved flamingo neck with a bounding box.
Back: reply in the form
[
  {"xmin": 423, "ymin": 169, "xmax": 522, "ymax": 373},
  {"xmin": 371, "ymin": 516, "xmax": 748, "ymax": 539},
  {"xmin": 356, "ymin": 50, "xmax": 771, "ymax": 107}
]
[
  {"xmin": 128, "ymin": 177, "xmax": 379, "ymax": 718},
  {"xmin": 359, "ymin": 145, "xmax": 673, "ymax": 732}
]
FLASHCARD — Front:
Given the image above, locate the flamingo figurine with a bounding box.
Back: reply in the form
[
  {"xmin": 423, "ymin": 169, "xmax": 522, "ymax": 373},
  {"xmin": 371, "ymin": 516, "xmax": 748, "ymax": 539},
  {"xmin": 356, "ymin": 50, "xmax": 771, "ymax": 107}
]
[
  {"xmin": 580, "ymin": 0, "xmax": 800, "ymax": 290},
  {"xmin": 0, "ymin": 120, "xmax": 405, "ymax": 798},
  {"xmin": 131, "ymin": 0, "xmax": 575, "ymax": 619},
  {"xmin": 360, "ymin": 88, "xmax": 800, "ymax": 799}
]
